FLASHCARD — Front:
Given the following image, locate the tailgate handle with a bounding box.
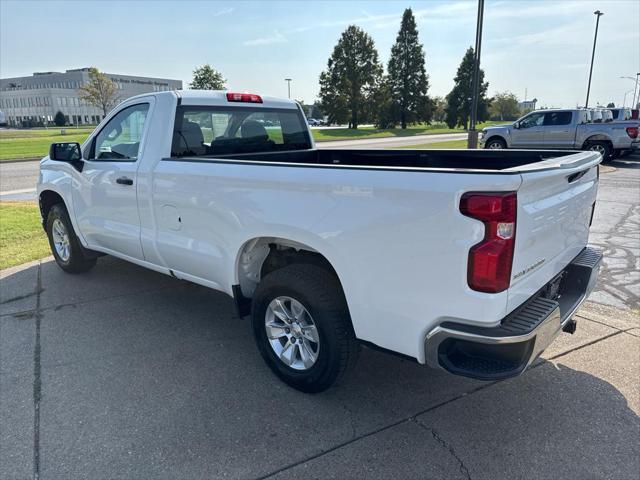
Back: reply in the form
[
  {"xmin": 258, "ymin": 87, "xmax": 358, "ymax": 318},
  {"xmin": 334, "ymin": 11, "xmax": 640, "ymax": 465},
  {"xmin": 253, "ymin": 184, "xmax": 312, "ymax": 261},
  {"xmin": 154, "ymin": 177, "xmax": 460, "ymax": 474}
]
[{"xmin": 566, "ymin": 169, "xmax": 589, "ymax": 183}]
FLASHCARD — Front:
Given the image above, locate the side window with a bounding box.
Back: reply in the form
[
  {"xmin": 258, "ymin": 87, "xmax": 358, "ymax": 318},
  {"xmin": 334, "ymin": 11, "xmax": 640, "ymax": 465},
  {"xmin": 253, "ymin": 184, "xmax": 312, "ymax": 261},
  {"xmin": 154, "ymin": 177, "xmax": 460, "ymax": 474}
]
[
  {"xmin": 544, "ymin": 111, "xmax": 572, "ymax": 126},
  {"xmin": 92, "ymin": 104, "xmax": 149, "ymax": 160},
  {"xmin": 519, "ymin": 112, "xmax": 544, "ymax": 129}
]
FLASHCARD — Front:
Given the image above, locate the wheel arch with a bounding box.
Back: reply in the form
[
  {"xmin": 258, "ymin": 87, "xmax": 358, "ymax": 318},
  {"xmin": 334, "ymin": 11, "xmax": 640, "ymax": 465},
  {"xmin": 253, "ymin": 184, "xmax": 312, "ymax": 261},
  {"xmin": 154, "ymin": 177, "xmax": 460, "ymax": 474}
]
[
  {"xmin": 233, "ymin": 235, "xmax": 348, "ymax": 316},
  {"xmin": 484, "ymin": 135, "xmax": 507, "ymax": 148},
  {"xmin": 39, "ymin": 189, "xmax": 66, "ymax": 230},
  {"xmin": 582, "ymin": 134, "xmax": 612, "ymax": 148}
]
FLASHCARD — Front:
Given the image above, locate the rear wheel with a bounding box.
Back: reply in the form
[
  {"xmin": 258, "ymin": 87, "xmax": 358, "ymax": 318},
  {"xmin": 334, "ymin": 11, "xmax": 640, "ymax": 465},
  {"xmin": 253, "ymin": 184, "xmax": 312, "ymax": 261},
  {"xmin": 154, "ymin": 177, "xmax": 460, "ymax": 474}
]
[
  {"xmin": 251, "ymin": 264, "xmax": 359, "ymax": 393},
  {"xmin": 585, "ymin": 141, "xmax": 612, "ymax": 161},
  {"xmin": 46, "ymin": 204, "xmax": 97, "ymax": 273},
  {"xmin": 485, "ymin": 137, "xmax": 506, "ymax": 149}
]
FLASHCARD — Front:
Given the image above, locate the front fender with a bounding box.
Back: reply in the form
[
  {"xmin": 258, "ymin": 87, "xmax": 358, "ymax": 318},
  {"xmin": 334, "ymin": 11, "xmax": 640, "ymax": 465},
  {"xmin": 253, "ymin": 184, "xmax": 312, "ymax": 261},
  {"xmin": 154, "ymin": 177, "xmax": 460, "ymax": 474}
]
[{"xmin": 38, "ymin": 159, "xmax": 88, "ymax": 247}]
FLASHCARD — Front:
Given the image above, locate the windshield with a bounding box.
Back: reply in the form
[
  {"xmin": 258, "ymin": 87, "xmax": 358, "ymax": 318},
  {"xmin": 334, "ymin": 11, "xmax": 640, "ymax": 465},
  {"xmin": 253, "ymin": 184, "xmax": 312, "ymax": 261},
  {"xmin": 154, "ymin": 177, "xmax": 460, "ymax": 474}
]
[{"xmin": 171, "ymin": 106, "xmax": 312, "ymax": 157}]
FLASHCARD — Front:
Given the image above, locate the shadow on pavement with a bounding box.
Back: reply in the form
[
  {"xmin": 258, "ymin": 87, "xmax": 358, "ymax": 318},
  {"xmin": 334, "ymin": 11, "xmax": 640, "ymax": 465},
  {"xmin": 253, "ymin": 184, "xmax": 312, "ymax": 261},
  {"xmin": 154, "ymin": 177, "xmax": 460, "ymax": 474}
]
[{"xmin": 1, "ymin": 257, "xmax": 638, "ymax": 479}]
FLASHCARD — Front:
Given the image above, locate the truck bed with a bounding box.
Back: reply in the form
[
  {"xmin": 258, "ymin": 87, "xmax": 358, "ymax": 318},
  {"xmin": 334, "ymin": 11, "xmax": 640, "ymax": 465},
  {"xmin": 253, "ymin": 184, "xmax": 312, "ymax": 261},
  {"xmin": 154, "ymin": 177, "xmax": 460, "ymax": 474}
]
[{"xmin": 169, "ymin": 148, "xmax": 592, "ymax": 172}]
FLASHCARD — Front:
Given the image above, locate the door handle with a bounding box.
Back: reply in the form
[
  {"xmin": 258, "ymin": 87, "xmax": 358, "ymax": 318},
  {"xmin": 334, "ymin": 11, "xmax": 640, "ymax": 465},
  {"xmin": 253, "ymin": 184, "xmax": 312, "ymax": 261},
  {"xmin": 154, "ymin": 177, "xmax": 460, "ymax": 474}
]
[{"xmin": 116, "ymin": 176, "xmax": 133, "ymax": 186}]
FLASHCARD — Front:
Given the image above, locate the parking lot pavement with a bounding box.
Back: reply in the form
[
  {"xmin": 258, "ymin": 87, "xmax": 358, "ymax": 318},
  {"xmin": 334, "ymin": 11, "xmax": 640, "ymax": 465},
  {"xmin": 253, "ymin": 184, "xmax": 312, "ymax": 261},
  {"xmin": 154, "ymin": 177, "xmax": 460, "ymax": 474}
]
[
  {"xmin": 588, "ymin": 157, "xmax": 640, "ymax": 310},
  {"xmin": 1, "ymin": 158, "xmax": 639, "ymax": 479},
  {"xmin": 1, "ymin": 258, "xmax": 638, "ymax": 479}
]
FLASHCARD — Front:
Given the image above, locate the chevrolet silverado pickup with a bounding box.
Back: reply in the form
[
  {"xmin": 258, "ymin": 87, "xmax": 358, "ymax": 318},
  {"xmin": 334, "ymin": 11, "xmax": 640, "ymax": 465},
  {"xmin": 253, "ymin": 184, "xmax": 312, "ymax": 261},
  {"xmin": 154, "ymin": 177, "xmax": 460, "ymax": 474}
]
[
  {"xmin": 38, "ymin": 91, "xmax": 602, "ymax": 392},
  {"xmin": 481, "ymin": 108, "xmax": 640, "ymax": 160}
]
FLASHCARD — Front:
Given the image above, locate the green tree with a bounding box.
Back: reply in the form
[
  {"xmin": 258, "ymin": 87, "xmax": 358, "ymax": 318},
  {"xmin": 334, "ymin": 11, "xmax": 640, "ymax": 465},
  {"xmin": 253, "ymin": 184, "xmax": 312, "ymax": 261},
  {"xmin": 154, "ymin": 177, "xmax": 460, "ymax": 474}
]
[
  {"xmin": 189, "ymin": 64, "xmax": 226, "ymax": 90},
  {"xmin": 387, "ymin": 8, "xmax": 431, "ymax": 128},
  {"xmin": 54, "ymin": 111, "xmax": 66, "ymax": 127},
  {"xmin": 490, "ymin": 91, "xmax": 520, "ymax": 121},
  {"xmin": 319, "ymin": 25, "xmax": 383, "ymax": 129},
  {"xmin": 77, "ymin": 67, "xmax": 119, "ymax": 116},
  {"xmin": 373, "ymin": 77, "xmax": 397, "ymax": 128},
  {"xmin": 432, "ymin": 96, "xmax": 447, "ymax": 123},
  {"xmin": 445, "ymin": 47, "xmax": 489, "ymax": 129}
]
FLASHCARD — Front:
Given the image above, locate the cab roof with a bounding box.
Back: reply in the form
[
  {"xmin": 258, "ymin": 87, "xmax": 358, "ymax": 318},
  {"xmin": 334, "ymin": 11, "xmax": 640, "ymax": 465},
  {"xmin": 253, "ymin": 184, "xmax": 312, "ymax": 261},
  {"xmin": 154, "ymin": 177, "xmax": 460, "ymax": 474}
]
[{"xmin": 159, "ymin": 90, "xmax": 299, "ymax": 109}]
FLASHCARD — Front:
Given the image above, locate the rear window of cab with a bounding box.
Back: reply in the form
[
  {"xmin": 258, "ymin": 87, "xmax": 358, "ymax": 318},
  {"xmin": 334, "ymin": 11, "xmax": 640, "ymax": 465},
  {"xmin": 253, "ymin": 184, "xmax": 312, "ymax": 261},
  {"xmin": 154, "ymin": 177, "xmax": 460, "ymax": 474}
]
[{"xmin": 171, "ymin": 106, "xmax": 312, "ymax": 157}]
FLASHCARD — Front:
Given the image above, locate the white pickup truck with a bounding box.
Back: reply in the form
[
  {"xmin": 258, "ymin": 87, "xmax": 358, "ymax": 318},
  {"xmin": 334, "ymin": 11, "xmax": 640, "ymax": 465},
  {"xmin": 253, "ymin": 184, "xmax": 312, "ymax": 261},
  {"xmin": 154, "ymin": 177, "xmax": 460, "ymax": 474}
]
[{"xmin": 38, "ymin": 91, "xmax": 602, "ymax": 392}]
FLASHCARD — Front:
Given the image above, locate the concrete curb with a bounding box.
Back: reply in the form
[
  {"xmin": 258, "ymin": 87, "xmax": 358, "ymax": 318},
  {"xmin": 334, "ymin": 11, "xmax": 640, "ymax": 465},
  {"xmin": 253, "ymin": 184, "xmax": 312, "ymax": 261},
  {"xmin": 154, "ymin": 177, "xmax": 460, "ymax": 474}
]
[
  {"xmin": 0, "ymin": 157, "xmax": 41, "ymax": 164},
  {"xmin": 0, "ymin": 256, "xmax": 53, "ymax": 279}
]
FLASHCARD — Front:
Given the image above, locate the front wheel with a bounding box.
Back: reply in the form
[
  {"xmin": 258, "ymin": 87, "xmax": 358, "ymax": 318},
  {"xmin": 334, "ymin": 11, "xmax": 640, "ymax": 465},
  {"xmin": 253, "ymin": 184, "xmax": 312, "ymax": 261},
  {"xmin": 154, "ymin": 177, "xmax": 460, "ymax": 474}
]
[
  {"xmin": 46, "ymin": 204, "xmax": 97, "ymax": 273},
  {"xmin": 251, "ymin": 264, "xmax": 359, "ymax": 393},
  {"xmin": 485, "ymin": 137, "xmax": 506, "ymax": 149}
]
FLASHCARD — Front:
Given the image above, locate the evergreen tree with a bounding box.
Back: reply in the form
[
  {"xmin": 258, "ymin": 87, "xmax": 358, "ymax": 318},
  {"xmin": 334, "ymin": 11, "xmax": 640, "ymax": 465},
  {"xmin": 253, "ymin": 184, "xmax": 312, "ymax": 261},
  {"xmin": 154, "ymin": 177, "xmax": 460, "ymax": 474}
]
[
  {"xmin": 54, "ymin": 111, "xmax": 66, "ymax": 127},
  {"xmin": 319, "ymin": 25, "xmax": 383, "ymax": 129},
  {"xmin": 387, "ymin": 8, "xmax": 431, "ymax": 128},
  {"xmin": 445, "ymin": 47, "xmax": 489, "ymax": 129}
]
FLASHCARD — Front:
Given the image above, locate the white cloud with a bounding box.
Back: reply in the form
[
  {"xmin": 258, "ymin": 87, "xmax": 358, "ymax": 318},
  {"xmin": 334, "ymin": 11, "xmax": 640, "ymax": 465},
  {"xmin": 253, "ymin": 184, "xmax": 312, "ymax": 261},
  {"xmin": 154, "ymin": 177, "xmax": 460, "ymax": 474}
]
[
  {"xmin": 244, "ymin": 30, "xmax": 286, "ymax": 46},
  {"xmin": 211, "ymin": 7, "xmax": 234, "ymax": 17}
]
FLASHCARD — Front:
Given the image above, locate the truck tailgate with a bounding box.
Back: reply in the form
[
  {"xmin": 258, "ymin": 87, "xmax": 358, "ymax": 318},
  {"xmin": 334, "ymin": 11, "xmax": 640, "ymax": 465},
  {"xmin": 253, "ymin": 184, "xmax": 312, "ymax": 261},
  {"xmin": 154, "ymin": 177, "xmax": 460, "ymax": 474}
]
[{"xmin": 506, "ymin": 152, "xmax": 601, "ymax": 314}]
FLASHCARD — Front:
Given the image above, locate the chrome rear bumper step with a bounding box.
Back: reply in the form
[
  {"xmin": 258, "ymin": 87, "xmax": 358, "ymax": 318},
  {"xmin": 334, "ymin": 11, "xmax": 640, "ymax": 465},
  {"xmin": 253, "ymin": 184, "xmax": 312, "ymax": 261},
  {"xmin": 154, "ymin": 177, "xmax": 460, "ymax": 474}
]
[{"xmin": 424, "ymin": 247, "xmax": 602, "ymax": 381}]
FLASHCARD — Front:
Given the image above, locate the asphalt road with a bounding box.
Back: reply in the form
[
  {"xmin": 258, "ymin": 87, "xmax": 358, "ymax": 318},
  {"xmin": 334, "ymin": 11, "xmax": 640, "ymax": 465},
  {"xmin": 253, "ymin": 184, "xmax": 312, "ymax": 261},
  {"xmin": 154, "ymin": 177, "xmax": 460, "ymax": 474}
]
[
  {"xmin": 0, "ymin": 133, "xmax": 466, "ymax": 199},
  {"xmin": 1, "ymin": 155, "xmax": 639, "ymax": 479}
]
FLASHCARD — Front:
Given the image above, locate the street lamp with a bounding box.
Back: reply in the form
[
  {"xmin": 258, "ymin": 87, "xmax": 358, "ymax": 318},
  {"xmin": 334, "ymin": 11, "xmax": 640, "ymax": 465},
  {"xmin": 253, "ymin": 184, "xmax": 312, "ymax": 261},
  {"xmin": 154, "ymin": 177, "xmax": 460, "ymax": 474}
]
[
  {"xmin": 467, "ymin": 0, "xmax": 485, "ymax": 149},
  {"xmin": 284, "ymin": 78, "xmax": 292, "ymax": 99},
  {"xmin": 621, "ymin": 74, "xmax": 640, "ymax": 108},
  {"xmin": 584, "ymin": 10, "xmax": 604, "ymax": 108},
  {"xmin": 622, "ymin": 89, "xmax": 635, "ymax": 108}
]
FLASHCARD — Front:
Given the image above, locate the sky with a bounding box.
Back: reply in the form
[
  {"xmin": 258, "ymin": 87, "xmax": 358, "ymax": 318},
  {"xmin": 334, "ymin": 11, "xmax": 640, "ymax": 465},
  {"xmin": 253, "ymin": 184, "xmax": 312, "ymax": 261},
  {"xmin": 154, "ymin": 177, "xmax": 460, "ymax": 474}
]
[{"xmin": 1, "ymin": 0, "xmax": 639, "ymax": 108}]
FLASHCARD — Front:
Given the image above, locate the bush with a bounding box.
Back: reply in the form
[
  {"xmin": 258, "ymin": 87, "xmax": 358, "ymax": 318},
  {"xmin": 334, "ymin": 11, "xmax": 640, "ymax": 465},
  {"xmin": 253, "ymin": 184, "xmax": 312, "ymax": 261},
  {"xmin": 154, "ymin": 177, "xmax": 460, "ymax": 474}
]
[{"xmin": 54, "ymin": 111, "xmax": 66, "ymax": 127}]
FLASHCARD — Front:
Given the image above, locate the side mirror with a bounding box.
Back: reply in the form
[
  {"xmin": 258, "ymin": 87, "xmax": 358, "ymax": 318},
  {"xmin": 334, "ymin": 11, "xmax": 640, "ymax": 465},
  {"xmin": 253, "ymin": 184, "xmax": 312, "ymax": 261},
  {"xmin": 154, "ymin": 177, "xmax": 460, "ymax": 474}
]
[
  {"xmin": 513, "ymin": 122, "xmax": 519, "ymax": 129},
  {"xmin": 49, "ymin": 142, "xmax": 82, "ymax": 162}
]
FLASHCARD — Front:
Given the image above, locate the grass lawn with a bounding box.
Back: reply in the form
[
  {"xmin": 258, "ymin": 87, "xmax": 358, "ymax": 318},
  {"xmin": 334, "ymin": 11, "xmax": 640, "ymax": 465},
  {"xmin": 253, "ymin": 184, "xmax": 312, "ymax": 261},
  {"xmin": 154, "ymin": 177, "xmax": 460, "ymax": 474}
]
[
  {"xmin": 398, "ymin": 139, "xmax": 471, "ymax": 149},
  {"xmin": 0, "ymin": 121, "xmax": 506, "ymax": 160},
  {"xmin": 0, "ymin": 127, "xmax": 94, "ymax": 160},
  {"xmin": 312, "ymin": 121, "xmax": 505, "ymax": 142},
  {"xmin": 0, "ymin": 201, "xmax": 50, "ymax": 270}
]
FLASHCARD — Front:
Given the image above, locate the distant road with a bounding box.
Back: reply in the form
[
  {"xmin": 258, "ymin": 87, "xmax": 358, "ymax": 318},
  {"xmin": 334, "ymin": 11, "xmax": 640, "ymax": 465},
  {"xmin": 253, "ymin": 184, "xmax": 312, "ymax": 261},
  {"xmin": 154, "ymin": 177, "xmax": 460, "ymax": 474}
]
[
  {"xmin": 0, "ymin": 133, "xmax": 466, "ymax": 200},
  {"xmin": 0, "ymin": 160, "xmax": 39, "ymax": 200}
]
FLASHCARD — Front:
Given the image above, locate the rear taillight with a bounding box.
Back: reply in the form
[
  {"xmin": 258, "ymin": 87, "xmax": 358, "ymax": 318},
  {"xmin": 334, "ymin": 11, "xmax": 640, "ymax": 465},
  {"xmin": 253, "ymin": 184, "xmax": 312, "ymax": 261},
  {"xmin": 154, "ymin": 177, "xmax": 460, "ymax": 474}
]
[
  {"xmin": 625, "ymin": 126, "xmax": 638, "ymax": 139},
  {"xmin": 460, "ymin": 192, "xmax": 517, "ymax": 293},
  {"xmin": 226, "ymin": 92, "xmax": 263, "ymax": 103}
]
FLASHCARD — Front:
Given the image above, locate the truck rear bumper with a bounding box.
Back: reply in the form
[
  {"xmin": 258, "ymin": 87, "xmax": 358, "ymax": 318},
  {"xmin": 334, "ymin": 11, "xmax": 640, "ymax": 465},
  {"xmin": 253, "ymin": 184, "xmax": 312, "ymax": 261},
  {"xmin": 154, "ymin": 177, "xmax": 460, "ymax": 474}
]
[{"xmin": 424, "ymin": 247, "xmax": 602, "ymax": 380}]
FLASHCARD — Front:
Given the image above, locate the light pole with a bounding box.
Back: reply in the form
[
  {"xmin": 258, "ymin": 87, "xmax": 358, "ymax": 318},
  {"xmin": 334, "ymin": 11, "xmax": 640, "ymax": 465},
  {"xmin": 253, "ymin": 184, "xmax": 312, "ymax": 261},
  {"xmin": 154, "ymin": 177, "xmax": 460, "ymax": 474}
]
[
  {"xmin": 622, "ymin": 89, "xmax": 635, "ymax": 107},
  {"xmin": 284, "ymin": 78, "xmax": 292, "ymax": 99},
  {"xmin": 621, "ymin": 74, "xmax": 640, "ymax": 108},
  {"xmin": 585, "ymin": 10, "xmax": 604, "ymax": 108},
  {"xmin": 467, "ymin": 0, "xmax": 485, "ymax": 149}
]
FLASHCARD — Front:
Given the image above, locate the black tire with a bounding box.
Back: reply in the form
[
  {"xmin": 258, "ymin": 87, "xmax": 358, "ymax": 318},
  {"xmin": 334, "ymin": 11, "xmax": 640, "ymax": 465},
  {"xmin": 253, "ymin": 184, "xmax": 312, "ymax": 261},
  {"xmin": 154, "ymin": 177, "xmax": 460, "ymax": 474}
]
[
  {"xmin": 585, "ymin": 141, "xmax": 612, "ymax": 161},
  {"xmin": 46, "ymin": 204, "xmax": 97, "ymax": 273},
  {"xmin": 251, "ymin": 264, "xmax": 359, "ymax": 393},
  {"xmin": 484, "ymin": 137, "xmax": 506, "ymax": 149}
]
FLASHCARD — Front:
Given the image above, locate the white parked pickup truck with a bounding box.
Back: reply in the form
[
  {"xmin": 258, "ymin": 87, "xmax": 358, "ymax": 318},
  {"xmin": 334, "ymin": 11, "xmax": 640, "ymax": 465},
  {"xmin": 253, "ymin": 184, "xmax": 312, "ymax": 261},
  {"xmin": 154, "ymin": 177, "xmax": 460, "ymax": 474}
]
[{"xmin": 38, "ymin": 91, "xmax": 602, "ymax": 392}]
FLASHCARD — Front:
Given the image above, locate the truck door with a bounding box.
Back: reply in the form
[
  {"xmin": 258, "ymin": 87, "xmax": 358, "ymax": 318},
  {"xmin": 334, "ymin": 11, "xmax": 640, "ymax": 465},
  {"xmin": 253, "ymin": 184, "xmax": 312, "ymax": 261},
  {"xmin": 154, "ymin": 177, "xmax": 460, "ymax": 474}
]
[
  {"xmin": 72, "ymin": 101, "xmax": 151, "ymax": 260},
  {"xmin": 541, "ymin": 111, "xmax": 573, "ymax": 148},
  {"xmin": 511, "ymin": 112, "xmax": 545, "ymax": 148}
]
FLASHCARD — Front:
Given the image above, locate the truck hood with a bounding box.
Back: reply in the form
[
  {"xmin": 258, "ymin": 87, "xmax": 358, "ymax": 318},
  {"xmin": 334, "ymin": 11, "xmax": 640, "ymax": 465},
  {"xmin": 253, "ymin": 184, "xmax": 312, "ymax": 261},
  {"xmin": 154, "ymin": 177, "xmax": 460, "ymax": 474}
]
[{"xmin": 482, "ymin": 124, "xmax": 512, "ymax": 134}]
